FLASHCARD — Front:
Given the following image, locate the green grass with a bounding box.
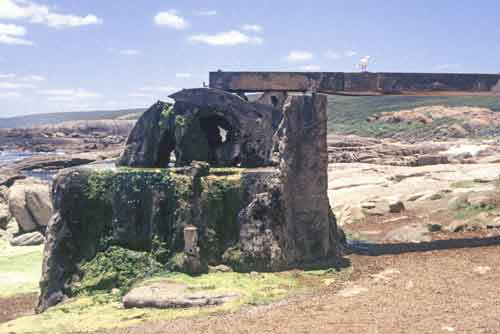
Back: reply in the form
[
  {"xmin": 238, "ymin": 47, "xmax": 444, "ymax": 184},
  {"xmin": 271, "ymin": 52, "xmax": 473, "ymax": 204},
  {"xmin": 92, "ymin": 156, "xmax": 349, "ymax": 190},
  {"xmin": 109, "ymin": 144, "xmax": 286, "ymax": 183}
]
[
  {"xmin": 327, "ymin": 95, "xmax": 500, "ymax": 138},
  {"xmin": 454, "ymin": 205, "xmax": 500, "ymax": 220},
  {"xmin": 1, "ymin": 268, "xmax": 352, "ymax": 334},
  {"xmin": 0, "ymin": 237, "xmax": 43, "ymax": 297},
  {"xmin": 450, "ymin": 180, "xmax": 484, "ymax": 189}
]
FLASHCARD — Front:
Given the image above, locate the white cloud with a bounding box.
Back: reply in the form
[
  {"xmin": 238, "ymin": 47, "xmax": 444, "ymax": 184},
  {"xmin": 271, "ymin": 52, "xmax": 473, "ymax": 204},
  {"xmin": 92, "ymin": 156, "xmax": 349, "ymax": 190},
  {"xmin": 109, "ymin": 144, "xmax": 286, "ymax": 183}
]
[
  {"xmin": 175, "ymin": 73, "xmax": 191, "ymax": 78},
  {"xmin": 193, "ymin": 10, "xmax": 217, "ymax": 16},
  {"xmin": 0, "ymin": 81, "xmax": 35, "ymax": 89},
  {"xmin": 188, "ymin": 30, "xmax": 262, "ymax": 46},
  {"xmin": 139, "ymin": 85, "xmax": 177, "ymax": 93},
  {"xmin": 0, "ymin": 0, "xmax": 102, "ymax": 29},
  {"xmin": 345, "ymin": 50, "xmax": 358, "ymax": 57},
  {"xmin": 284, "ymin": 50, "xmax": 313, "ymax": 62},
  {"xmin": 119, "ymin": 49, "xmax": 141, "ymax": 56},
  {"xmin": 299, "ymin": 64, "xmax": 321, "ymax": 71},
  {"xmin": 154, "ymin": 10, "xmax": 189, "ymax": 30},
  {"xmin": 38, "ymin": 88, "xmax": 102, "ymax": 99},
  {"xmin": 0, "ymin": 91, "xmax": 21, "ymax": 98},
  {"xmin": 241, "ymin": 24, "xmax": 262, "ymax": 33},
  {"xmin": 0, "ymin": 23, "xmax": 33, "ymax": 45}
]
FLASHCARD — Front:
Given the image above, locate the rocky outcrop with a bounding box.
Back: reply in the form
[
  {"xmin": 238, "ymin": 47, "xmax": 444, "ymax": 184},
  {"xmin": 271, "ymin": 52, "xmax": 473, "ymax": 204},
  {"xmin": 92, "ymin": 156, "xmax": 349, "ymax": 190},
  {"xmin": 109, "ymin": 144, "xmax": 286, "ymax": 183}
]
[
  {"xmin": 8, "ymin": 178, "xmax": 53, "ymax": 232},
  {"xmin": 0, "ymin": 120, "xmax": 134, "ymax": 153},
  {"xmin": 10, "ymin": 150, "xmax": 121, "ymax": 172}
]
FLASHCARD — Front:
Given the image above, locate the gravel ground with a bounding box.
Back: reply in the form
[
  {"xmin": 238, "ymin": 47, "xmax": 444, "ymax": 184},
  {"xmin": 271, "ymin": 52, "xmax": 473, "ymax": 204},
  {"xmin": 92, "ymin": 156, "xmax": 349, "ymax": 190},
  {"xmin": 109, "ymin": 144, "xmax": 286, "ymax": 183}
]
[{"xmin": 100, "ymin": 244, "xmax": 500, "ymax": 334}]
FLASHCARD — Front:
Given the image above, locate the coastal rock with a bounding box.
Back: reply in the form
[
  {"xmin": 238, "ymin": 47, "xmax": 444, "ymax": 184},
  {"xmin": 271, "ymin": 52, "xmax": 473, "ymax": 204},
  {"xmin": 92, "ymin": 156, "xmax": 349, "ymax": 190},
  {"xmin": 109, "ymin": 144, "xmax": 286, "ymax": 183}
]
[
  {"xmin": 0, "ymin": 201, "xmax": 10, "ymax": 229},
  {"xmin": 0, "ymin": 169, "xmax": 25, "ymax": 187},
  {"xmin": 8, "ymin": 178, "xmax": 53, "ymax": 232},
  {"xmin": 10, "ymin": 231, "xmax": 45, "ymax": 246}
]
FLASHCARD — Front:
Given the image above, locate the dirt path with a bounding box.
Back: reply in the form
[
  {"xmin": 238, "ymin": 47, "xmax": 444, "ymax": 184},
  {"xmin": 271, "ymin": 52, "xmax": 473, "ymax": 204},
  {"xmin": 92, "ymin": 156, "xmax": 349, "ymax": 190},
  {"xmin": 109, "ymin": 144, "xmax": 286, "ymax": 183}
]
[
  {"xmin": 108, "ymin": 245, "xmax": 500, "ymax": 334},
  {"xmin": 0, "ymin": 293, "xmax": 37, "ymax": 324}
]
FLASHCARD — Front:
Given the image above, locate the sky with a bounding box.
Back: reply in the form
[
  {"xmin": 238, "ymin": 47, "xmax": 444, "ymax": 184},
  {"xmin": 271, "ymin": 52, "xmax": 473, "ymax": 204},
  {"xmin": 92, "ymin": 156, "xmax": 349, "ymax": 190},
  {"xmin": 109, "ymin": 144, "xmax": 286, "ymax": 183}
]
[{"xmin": 0, "ymin": 0, "xmax": 499, "ymax": 117}]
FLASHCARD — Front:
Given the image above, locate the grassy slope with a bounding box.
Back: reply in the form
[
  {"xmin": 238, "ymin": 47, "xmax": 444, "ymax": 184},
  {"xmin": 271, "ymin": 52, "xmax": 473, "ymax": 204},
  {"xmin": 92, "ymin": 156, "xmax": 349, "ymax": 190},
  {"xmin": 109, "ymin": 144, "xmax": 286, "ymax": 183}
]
[
  {"xmin": 327, "ymin": 95, "xmax": 500, "ymax": 137},
  {"xmin": 0, "ymin": 108, "xmax": 146, "ymax": 129}
]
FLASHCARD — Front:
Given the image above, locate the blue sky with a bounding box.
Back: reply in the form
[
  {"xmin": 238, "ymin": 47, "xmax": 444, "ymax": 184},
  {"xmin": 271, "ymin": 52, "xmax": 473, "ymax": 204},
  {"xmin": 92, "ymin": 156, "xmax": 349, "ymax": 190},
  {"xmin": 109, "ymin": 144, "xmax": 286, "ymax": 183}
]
[{"xmin": 0, "ymin": 0, "xmax": 499, "ymax": 117}]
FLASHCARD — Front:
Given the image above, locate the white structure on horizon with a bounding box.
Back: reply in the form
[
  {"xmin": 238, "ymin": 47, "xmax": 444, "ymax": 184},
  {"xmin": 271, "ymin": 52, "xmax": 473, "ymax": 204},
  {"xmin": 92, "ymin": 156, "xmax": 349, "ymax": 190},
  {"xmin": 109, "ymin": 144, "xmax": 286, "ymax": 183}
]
[{"xmin": 358, "ymin": 56, "xmax": 371, "ymax": 72}]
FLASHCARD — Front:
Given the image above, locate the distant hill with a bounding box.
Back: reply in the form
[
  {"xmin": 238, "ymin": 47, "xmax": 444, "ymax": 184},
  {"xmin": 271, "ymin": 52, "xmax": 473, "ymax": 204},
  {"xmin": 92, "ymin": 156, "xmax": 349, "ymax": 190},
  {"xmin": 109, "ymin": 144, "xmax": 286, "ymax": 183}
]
[
  {"xmin": 328, "ymin": 95, "xmax": 500, "ymax": 138},
  {"xmin": 0, "ymin": 108, "xmax": 146, "ymax": 129}
]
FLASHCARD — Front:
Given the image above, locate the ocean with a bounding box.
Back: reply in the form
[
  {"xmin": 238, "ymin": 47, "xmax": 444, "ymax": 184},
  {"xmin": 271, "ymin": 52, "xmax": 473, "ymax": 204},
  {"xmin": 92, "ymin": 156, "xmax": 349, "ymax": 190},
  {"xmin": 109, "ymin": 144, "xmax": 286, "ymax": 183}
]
[{"xmin": 0, "ymin": 150, "xmax": 57, "ymax": 182}]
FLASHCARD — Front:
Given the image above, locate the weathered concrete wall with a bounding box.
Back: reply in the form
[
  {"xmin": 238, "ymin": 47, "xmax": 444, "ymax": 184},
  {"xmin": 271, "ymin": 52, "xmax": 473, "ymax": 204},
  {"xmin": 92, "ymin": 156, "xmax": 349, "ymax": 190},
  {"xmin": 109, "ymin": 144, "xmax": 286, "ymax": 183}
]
[
  {"xmin": 210, "ymin": 71, "xmax": 500, "ymax": 96},
  {"xmin": 274, "ymin": 93, "xmax": 341, "ymax": 264}
]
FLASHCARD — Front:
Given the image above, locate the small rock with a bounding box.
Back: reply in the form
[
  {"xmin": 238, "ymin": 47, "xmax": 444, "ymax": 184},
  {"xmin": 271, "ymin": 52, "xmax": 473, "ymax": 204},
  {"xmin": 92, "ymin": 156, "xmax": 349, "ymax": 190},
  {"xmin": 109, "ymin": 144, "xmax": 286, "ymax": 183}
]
[
  {"xmin": 427, "ymin": 223, "xmax": 442, "ymax": 232},
  {"xmin": 209, "ymin": 265, "xmax": 233, "ymax": 273},
  {"xmin": 384, "ymin": 224, "xmax": 430, "ymax": 243},
  {"xmin": 388, "ymin": 200, "xmax": 405, "ymax": 213},
  {"xmin": 407, "ymin": 192, "xmax": 429, "ymax": 202},
  {"xmin": 360, "ymin": 201, "xmax": 377, "ymax": 209},
  {"xmin": 486, "ymin": 217, "xmax": 500, "ymax": 229},
  {"xmin": 10, "ymin": 231, "xmax": 45, "ymax": 246},
  {"xmin": 123, "ymin": 282, "xmax": 238, "ymax": 309},
  {"xmin": 473, "ymin": 266, "xmax": 491, "ymax": 275}
]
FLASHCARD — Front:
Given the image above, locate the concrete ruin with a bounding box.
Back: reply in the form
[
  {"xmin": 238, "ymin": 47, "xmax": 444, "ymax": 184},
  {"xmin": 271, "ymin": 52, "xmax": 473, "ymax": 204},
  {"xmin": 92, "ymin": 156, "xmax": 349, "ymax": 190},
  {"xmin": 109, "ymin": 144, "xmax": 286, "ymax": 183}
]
[
  {"xmin": 37, "ymin": 87, "xmax": 343, "ymax": 312},
  {"xmin": 38, "ymin": 70, "xmax": 500, "ymax": 313},
  {"xmin": 209, "ymin": 71, "xmax": 500, "ymax": 96}
]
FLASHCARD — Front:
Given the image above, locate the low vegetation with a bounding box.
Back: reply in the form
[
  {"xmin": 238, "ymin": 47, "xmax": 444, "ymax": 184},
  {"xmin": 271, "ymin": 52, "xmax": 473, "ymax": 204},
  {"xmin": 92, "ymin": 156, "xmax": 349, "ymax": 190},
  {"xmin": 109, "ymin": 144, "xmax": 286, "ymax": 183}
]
[{"xmin": 327, "ymin": 95, "xmax": 500, "ymax": 138}]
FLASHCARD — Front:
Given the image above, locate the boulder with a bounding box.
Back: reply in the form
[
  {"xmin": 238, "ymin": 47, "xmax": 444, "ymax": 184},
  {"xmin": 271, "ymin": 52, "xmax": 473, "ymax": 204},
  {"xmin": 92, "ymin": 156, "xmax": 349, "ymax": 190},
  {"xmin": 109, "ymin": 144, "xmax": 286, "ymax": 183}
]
[
  {"xmin": 0, "ymin": 201, "xmax": 10, "ymax": 229},
  {"xmin": 25, "ymin": 186, "xmax": 52, "ymax": 227},
  {"xmin": 8, "ymin": 178, "xmax": 53, "ymax": 232},
  {"xmin": 10, "ymin": 231, "xmax": 45, "ymax": 246},
  {"xmin": 123, "ymin": 282, "xmax": 238, "ymax": 309}
]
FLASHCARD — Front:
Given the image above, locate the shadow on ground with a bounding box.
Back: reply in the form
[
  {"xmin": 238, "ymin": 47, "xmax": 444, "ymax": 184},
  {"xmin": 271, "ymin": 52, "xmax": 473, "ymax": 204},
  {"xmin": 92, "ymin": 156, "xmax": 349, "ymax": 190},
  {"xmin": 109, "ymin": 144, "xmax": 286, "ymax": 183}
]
[{"xmin": 348, "ymin": 235, "xmax": 500, "ymax": 256}]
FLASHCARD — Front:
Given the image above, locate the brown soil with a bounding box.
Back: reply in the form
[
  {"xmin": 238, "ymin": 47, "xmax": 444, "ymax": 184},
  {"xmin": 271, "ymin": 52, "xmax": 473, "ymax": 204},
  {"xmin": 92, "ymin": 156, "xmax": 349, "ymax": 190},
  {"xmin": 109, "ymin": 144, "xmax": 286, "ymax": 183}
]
[
  {"xmin": 100, "ymin": 244, "xmax": 500, "ymax": 334},
  {"xmin": 0, "ymin": 293, "xmax": 37, "ymax": 324}
]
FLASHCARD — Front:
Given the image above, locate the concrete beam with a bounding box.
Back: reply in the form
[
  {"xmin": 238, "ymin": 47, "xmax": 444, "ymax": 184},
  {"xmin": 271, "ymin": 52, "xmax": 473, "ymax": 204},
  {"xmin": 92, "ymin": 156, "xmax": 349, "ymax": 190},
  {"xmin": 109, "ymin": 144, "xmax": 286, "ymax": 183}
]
[{"xmin": 209, "ymin": 71, "xmax": 500, "ymax": 96}]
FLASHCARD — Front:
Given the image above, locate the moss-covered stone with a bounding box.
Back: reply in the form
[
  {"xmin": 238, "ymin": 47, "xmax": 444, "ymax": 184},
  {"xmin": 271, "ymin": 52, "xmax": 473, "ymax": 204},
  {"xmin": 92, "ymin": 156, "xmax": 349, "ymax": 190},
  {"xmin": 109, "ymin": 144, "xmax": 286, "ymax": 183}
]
[
  {"xmin": 199, "ymin": 175, "xmax": 243, "ymax": 265},
  {"xmin": 73, "ymin": 246, "xmax": 162, "ymax": 295}
]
